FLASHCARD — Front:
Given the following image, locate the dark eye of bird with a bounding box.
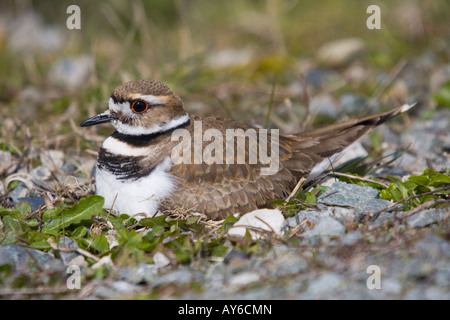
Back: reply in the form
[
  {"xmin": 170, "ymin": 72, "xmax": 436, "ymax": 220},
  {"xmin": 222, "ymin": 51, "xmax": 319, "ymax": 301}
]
[{"xmin": 131, "ymin": 100, "xmax": 149, "ymax": 113}]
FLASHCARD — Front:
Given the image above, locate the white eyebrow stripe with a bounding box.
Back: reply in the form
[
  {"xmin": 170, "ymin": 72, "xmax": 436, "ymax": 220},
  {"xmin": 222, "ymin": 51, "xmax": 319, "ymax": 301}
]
[{"xmin": 136, "ymin": 95, "xmax": 164, "ymax": 105}]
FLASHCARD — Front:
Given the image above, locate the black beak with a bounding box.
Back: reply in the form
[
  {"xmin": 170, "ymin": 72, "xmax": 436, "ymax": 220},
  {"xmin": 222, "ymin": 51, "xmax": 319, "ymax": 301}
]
[{"xmin": 80, "ymin": 110, "xmax": 113, "ymax": 127}]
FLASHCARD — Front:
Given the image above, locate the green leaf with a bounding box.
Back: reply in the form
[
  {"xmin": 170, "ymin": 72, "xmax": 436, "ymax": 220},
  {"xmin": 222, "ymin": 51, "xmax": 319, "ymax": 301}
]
[
  {"xmin": 414, "ymin": 185, "xmax": 431, "ymax": 195},
  {"xmin": 72, "ymin": 226, "xmax": 87, "ymax": 238},
  {"xmin": 379, "ymin": 189, "xmax": 392, "ymax": 201},
  {"xmin": 2, "ymin": 215, "xmax": 23, "ymax": 235},
  {"xmin": 139, "ymin": 215, "xmax": 167, "ymax": 228},
  {"xmin": 15, "ymin": 201, "xmax": 31, "ymax": 218},
  {"xmin": 219, "ymin": 215, "xmax": 237, "ymax": 233},
  {"xmin": 30, "ymin": 239, "xmax": 52, "ymax": 251},
  {"xmin": 186, "ymin": 216, "xmax": 200, "ymax": 225},
  {"xmin": 42, "ymin": 207, "xmax": 61, "ymax": 221},
  {"xmin": 211, "ymin": 244, "xmax": 228, "ymax": 257},
  {"xmin": 90, "ymin": 236, "xmax": 109, "ymax": 253},
  {"xmin": 270, "ymin": 199, "xmax": 286, "ymax": 207},
  {"xmin": 390, "ymin": 187, "xmax": 403, "ymax": 202},
  {"xmin": 0, "ymin": 209, "xmax": 21, "ymax": 219},
  {"xmin": 41, "ymin": 195, "xmax": 104, "ymax": 236},
  {"xmin": 1, "ymin": 216, "xmax": 23, "ymax": 244},
  {"xmin": 387, "ymin": 176, "xmax": 410, "ymax": 198},
  {"xmin": 305, "ymin": 192, "xmax": 317, "ymax": 204},
  {"xmin": 408, "ymin": 175, "xmax": 430, "ymax": 186},
  {"xmin": 151, "ymin": 225, "xmax": 165, "ymax": 236},
  {"xmin": 21, "ymin": 219, "xmax": 39, "ymax": 228},
  {"xmin": 369, "ymin": 130, "xmax": 382, "ymax": 152},
  {"xmin": 173, "ymin": 249, "xmax": 190, "ymax": 264},
  {"xmin": 433, "ymin": 81, "xmax": 450, "ymax": 108},
  {"xmin": 169, "ymin": 224, "xmax": 177, "ymax": 233},
  {"xmin": 424, "ymin": 168, "xmax": 450, "ymax": 186}
]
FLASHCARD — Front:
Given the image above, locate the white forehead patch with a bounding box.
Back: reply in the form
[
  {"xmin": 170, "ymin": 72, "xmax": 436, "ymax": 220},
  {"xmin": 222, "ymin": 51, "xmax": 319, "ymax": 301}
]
[{"xmin": 108, "ymin": 98, "xmax": 132, "ymax": 115}]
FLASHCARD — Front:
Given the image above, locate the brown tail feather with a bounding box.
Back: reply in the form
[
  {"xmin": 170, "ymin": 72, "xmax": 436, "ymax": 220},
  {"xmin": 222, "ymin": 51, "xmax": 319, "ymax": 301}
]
[
  {"xmin": 290, "ymin": 104, "xmax": 414, "ymax": 180},
  {"xmin": 296, "ymin": 104, "xmax": 414, "ymax": 140}
]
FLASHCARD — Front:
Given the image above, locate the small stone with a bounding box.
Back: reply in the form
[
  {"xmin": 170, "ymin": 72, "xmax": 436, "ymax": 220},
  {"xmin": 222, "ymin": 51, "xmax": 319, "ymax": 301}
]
[
  {"xmin": 430, "ymin": 63, "xmax": 450, "ymax": 93},
  {"xmin": 406, "ymin": 208, "xmax": 446, "ymax": 228},
  {"xmin": 40, "ymin": 150, "xmax": 65, "ymax": 171},
  {"xmin": 16, "ymin": 196, "xmax": 45, "ymax": 212},
  {"xmin": 332, "ymin": 142, "xmax": 369, "ymax": 170},
  {"xmin": 382, "ymin": 278, "xmax": 403, "ymax": 295},
  {"xmin": 58, "ymin": 237, "xmax": 80, "ymax": 266},
  {"xmin": 0, "ymin": 244, "xmax": 62, "ymax": 273},
  {"xmin": 228, "ymin": 271, "xmax": 260, "ymax": 289},
  {"xmin": 424, "ymin": 286, "xmax": 450, "ymax": 300},
  {"xmin": 339, "ymin": 94, "xmax": 367, "ymax": 114},
  {"xmin": 153, "ymin": 252, "xmax": 171, "ymax": 268},
  {"xmin": 339, "ymin": 230, "xmax": 362, "ymax": 246},
  {"xmin": 269, "ymin": 251, "xmax": 308, "ymax": 277},
  {"xmin": 305, "ymin": 68, "xmax": 341, "ymax": 91},
  {"xmin": 8, "ymin": 182, "xmax": 30, "ymax": 204},
  {"xmin": 207, "ymin": 48, "xmax": 253, "ymax": 69},
  {"xmin": 319, "ymin": 181, "xmax": 379, "ymax": 205},
  {"xmin": 224, "ymin": 250, "xmax": 251, "ymax": 274},
  {"xmin": 303, "ymin": 272, "xmax": 343, "ymax": 299},
  {"xmin": 303, "ymin": 216, "xmax": 346, "ymax": 238},
  {"xmin": 151, "ymin": 268, "xmax": 203, "ymax": 288},
  {"xmin": 7, "ymin": 11, "xmax": 65, "ymax": 54},
  {"xmin": 49, "ymin": 56, "xmax": 94, "ymax": 89},
  {"xmin": 30, "ymin": 166, "xmax": 52, "ymax": 181},
  {"xmin": 309, "ymin": 94, "xmax": 338, "ymax": 118},
  {"xmin": 357, "ymin": 198, "xmax": 392, "ymax": 216},
  {"xmin": 317, "ymin": 38, "xmax": 365, "ymax": 68},
  {"xmin": 92, "ymin": 284, "xmax": 120, "ymax": 299},
  {"xmin": 327, "ymin": 206, "xmax": 357, "ymax": 221},
  {"xmin": 228, "ymin": 209, "xmax": 285, "ymax": 241},
  {"xmin": 111, "ymin": 281, "xmax": 137, "ymax": 296},
  {"xmin": 318, "ymin": 181, "xmax": 390, "ymax": 217},
  {"xmin": 0, "ymin": 150, "xmax": 13, "ymax": 175},
  {"xmin": 205, "ymin": 262, "xmax": 226, "ymax": 283},
  {"xmin": 402, "ymin": 130, "xmax": 436, "ymax": 155},
  {"xmin": 117, "ymin": 263, "xmax": 158, "ymax": 284},
  {"xmin": 286, "ymin": 210, "xmax": 321, "ymax": 228},
  {"xmin": 67, "ymin": 255, "xmax": 88, "ymax": 269}
]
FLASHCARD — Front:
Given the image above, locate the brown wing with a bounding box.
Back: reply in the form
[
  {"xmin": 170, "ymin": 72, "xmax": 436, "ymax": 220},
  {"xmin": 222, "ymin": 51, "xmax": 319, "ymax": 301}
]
[
  {"xmin": 163, "ymin": 105, "xmax": 412, "ymax": 220},
  {"xmin": 163, "ymin": 116, "xmax": 304, "ymax": 219}
]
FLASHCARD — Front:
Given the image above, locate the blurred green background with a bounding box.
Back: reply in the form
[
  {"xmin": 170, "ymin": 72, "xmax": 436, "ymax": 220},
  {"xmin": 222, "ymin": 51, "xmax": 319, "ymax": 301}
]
[{"xmin": 0, "ymin": 0, "xmax": 449, "ymax": 150}]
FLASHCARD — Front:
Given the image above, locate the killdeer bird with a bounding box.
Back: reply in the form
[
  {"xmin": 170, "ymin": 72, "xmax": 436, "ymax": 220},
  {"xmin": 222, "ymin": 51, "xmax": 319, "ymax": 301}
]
[{"xmin": 80, "ymin": 80, "xmax": 413, "ymax": 220}]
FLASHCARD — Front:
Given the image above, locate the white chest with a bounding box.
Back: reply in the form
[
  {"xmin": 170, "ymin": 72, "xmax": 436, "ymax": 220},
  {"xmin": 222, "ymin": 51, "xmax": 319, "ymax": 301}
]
[{"xmin": 95, "ymin": 156, "xmax": 175, "ymax": 220}]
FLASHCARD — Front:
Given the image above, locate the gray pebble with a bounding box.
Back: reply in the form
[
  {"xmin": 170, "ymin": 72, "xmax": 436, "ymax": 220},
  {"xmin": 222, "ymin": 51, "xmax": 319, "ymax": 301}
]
[
  {"xmin": 150, "ymin": 268, "xmax": 203, "ymax": 288},
  {"xmin": 0, "ymin": 244, "xmax": 64, "ymax": 273},
  {"xmin": 303, "ymin": 216, "xmax": 346, "ymax": 238},
  {"xmin": 117, "ymin": 263, "xmax": 158, "ymax": 284},
  {"xmin": 302, "ymin": 272, "xmax": 344, "ymax": 299},
  {"xmin": 318, "ymin": 181, "xmax": 390, "ymax": 218},
  {"xmin": 16, "ymin": 196, "xmax": 45, "ymax": 212}
]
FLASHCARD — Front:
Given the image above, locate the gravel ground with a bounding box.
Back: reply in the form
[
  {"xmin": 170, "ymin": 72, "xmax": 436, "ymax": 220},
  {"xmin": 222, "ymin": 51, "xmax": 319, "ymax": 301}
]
[
  {"xmin": 0, "ymin": 108, "xmax": 448, "ymax": 299},
  {"xmin": 0, "ymin": 7, "xmax": 449, "ymax": 299}
]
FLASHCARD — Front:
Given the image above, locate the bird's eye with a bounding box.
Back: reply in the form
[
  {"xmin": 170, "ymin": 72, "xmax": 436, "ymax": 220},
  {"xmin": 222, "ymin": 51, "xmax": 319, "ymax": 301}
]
[{"xmin": 131, "ymin": 100, "xmax": 149, "ymax": 113}]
